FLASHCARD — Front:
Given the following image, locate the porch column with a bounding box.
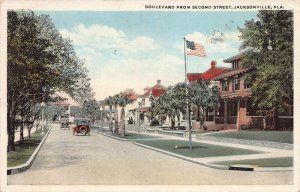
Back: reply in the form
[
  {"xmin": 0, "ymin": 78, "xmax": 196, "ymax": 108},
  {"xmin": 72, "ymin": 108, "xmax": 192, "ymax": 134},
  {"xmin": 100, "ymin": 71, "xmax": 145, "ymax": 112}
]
[
  {"xmin": 224, "ymin": 100, "xmax": 227, "ymax": 125},
  {"xmin": 237, "ymin": 99, "xmax": 240, "ymax": 129}
]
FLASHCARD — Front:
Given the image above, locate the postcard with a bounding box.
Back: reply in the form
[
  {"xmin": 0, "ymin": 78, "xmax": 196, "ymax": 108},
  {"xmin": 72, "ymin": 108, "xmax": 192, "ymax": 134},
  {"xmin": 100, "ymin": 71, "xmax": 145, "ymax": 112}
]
[{"xmin": 1, "ymin": 0, "xmax": 299, "ymax": 192}]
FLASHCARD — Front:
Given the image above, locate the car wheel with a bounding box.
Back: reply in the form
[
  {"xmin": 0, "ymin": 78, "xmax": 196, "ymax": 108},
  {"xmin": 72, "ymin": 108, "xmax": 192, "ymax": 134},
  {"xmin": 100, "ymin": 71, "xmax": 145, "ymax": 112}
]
[{"xmin": 79, "ymin": 126, "xmax": 88, "ymax": 134}]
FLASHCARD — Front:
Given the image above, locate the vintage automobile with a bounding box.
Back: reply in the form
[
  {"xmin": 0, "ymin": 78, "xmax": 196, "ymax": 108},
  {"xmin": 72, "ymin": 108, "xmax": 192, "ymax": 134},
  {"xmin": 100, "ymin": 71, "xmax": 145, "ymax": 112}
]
[
  {"xmin": 73, "ymin": 118, "xmax": 90, "ymax": 136},
  {"xmin": 60, "ymin": 115, "xmax": 70, "ymax": 129}
]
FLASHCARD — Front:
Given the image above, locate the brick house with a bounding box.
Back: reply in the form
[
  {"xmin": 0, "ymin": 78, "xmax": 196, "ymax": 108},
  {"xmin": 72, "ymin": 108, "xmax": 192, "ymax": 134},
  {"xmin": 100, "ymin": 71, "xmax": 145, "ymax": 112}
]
[
  {"xmin": 187, "ymin": 60, "xmax": 229, "ymax": 129},
  {"xmin": 212, "ymin": 54, "xmax": 293, "ymax": 130},
  {"xmin": 211, "ymin": 54, "xmax": 253, "ymax": 130}
]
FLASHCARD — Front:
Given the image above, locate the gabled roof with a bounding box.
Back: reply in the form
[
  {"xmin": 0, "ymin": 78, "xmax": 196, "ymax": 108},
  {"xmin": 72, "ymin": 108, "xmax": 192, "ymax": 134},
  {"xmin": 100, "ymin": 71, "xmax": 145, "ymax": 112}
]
[
  {"xmin": 187, "ymin": 60, "xmax": 229, "ymax": 82},
  {"xmin": 223, "ymin": 54, "xmax": 241, "ymax": 63},
  {"xmin": 121, "ymin": 89, "xmax": 139, "ymax": 101},
  {"xmin": 200, "ymin": 66, "xmax": 229, "ymax": 81},
  {"xmin": 187, "ymin": 73, "xmax": 203, "ymax": 82},
  {"xmin": 142, "ymin": 82, "xmax": 167, "ymax": 97}
]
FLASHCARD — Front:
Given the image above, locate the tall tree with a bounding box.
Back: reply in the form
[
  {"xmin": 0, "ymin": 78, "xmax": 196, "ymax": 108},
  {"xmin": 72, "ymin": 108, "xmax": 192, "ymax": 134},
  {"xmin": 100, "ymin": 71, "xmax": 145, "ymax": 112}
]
[
  {"xmin": 7, "ymin": 10, "xmax": 93, "ymax": 151},
  {"xmin": 239, "ymin": 10, "xmax": 293, "ymax": 129},
  {"xmin": 188, "ymin": 80, "xmax": 219, "ymax": 130},
  {"xmin": 117, "ymin": 94, "xmax": 132, "ymax": 137},
  {"xmin": 103, "ymin": 96, "xmax": 114, "ymax": 133},
  {"xmin": 83, "ymin": 99, "xmax": 99, "ymax": 127}
]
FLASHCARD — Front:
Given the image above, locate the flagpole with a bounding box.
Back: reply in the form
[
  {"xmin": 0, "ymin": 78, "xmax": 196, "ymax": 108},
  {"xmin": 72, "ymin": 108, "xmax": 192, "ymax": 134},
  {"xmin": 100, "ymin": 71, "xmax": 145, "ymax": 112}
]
[{"xmin": 184, "ymin": 37, "xmax": 192, "ymax": 149}]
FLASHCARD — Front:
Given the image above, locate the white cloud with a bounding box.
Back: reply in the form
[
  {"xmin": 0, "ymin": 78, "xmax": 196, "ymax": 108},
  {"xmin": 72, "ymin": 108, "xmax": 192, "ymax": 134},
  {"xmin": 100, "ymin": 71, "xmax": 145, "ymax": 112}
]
[
  {"xmin": 60, "ymin": 24, "xmax": 158, "ymax": 53},
  {"xmin": 184, "ymin": 31, "xmax": 241, "ymax": 54},
  {"xmin": 59, "ymin": 24, "xmax": 184, "ymax": 100},
  {"xmin": 89, "ymin": 53, "xmax": 184, "ymax": 100}
]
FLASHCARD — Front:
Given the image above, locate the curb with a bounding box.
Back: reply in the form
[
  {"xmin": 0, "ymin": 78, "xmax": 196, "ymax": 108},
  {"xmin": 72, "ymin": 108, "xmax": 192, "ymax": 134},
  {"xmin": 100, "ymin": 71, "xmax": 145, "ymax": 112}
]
[
  {"xmin": 134, "ymin": 142, "xmax": 293, "ymax": 172},
  {"xmin": 7, "ymin": 127, "xmax": 52, "ymax": 175},
  {"xmin": 102, "ymin": 132, "xmax": 133, "ymax": 141}
]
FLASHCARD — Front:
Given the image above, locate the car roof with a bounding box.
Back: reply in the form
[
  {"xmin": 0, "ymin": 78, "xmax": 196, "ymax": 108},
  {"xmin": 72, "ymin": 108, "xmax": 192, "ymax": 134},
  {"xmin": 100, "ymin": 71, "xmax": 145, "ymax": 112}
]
[{"xmin": 75, "ymin": 118, "xmax": 90, "ymax": 120}]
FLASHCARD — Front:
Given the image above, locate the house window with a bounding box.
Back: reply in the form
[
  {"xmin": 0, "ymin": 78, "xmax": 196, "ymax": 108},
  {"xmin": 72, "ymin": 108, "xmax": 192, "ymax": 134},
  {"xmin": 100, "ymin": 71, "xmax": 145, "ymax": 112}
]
[
  {"xmin": 222, "ymin": 80, "xmax": 228, "ymax": 91},
  {"xmin": 244, "ymin": 79, "xmax": 250, "ymax": 89},
  {"xmin": 232, "ymin": 60, "xmax": 239, "ymax": 69},
  {"xmin": 234, "ymin": 77, "xmax": 240, "ymax": 90}
]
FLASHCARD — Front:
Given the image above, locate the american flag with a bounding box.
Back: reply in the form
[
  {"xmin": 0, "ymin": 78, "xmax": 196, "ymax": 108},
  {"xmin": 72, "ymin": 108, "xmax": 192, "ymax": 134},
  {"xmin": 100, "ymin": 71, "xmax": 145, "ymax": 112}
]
[{"xmin": 186, "ymin": 40, "xmax": 206, "ymax": 57}]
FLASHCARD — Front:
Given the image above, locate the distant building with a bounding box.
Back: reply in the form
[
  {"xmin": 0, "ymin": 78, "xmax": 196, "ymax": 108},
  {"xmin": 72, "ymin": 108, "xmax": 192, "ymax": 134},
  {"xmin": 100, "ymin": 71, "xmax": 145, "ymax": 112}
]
[
  {"xmin": 55, "ymin": 100, "xmax": 72, "ymax": 123},
  {"xmin": 125, "ymin": 80, "xmax": 167, "ymax": 125}
]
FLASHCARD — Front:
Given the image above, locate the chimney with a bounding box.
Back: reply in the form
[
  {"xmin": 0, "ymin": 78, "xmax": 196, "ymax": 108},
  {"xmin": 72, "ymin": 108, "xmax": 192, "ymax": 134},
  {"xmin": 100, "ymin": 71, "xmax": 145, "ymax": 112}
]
[
  {"xmin": 211, "ymin": 60, "xmax": 216, "ymax": 68},
  {"xmin": 157, "ymin": 80, "xmax": 161, "ymax": 84}
]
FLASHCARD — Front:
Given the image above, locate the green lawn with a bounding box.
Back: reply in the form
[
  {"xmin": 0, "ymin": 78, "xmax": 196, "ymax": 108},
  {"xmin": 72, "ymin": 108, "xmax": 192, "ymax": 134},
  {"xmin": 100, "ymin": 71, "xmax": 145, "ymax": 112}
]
[
  {"xmin": 212, "ymin": 157, "xmax": 293, "ymax": 167},
  {"xmin": 7, "ymin": 129, "xmax": 48, "ymax": 167},
  {"xmin": 107, "ymin": 132, "xmax": 161, "ymax": 140},
  {"xmin": 205, "ymin": 130, "xmax": 293, "ymax": 144},
  {"xmin": 137, "ymin": 139, "xmax": 263, "ymax": 158}
]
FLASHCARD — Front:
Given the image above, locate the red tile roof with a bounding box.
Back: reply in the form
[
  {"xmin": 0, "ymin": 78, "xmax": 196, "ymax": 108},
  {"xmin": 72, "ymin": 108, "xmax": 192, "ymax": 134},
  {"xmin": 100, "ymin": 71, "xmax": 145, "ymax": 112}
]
[
  {"xmin": 187, "ymin": 73, "xmax": 203, "ymax": 82},
  {"xmin": 187, "ymin": 60, "xmax": 229, "ymax": 82},
  {"xmin": 200, "ymin": 66, "xmax": 229, "ymax": 81},
  {"xmin": 143, "ymin": 82, "xmax": 167, "ymax": 97},
  {"xmin": 121, "ymin": 89, "xmax": 139, "ymax": 101}
]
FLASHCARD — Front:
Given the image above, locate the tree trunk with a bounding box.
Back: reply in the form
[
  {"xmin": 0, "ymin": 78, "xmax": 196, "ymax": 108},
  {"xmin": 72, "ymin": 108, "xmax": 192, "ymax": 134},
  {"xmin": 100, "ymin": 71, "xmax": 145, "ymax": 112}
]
[
  {"xmin": 196, "ymin": 106, "xmax": 201, "ymax": 121},
  {"xmin": 20, "ymin": 115, "xmax": 24, "ymax": 144},
  {"xmin": 114, "ymin": 105, "xmax": 119, "ymax": 134},
  {"xmin": 109, "ymin": 105, "xmax": 113, "ymax": 134},
  {"xmin": 272, "ymin": 108, "xmax": 279, "ymax": 130},
  {"xmin": 7, "ymin": 98, "xmax": 16, "ymax": 152},
  {"xmin": 188, "ymin": 105, "xmax": 192, "ymax": 149},
  {"xmin": 120, "ymin": 108, "xmax": 125, "ymax": 137},
  {"xmin": 171, "ymin": 117, "xmax": 175, "ymax": 129},
  {"xmin": 201, "ymin": 108, "xmax": 206, "ymax": 130},
  {"xmin": 7, "ymin": 116, "xmax": 16, "ymax": 151}
]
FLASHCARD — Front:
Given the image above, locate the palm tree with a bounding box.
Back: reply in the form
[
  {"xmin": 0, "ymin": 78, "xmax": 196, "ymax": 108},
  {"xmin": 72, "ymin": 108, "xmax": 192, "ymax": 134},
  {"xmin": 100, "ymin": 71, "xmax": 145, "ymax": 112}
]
[
  {"xmin": 111, "ymin": 94, "xmax": 120, "ymax": 134},
  {"xmin": 117, "ymin": 95, "xmax": 132, "ymax": 137},
  {"xmin": 104, "ymin": 96, "xmax": 113, "ymax": 133}
]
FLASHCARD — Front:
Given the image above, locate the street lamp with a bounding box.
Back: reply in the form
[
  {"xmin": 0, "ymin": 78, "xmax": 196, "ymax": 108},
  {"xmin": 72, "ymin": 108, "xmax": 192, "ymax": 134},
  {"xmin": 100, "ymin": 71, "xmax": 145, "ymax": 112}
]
[
  {"xmin": 137, "ymin": 98, "xmax": 142, "ymax": 138},
  {"xmin": 41, "ymin": 102, "xmax": 46, "ymax": 135}
]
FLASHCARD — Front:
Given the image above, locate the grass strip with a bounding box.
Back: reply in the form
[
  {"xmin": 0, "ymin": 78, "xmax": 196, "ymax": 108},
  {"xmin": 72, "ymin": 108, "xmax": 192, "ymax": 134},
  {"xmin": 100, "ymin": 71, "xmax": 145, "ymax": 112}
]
[
  {"xmin": 205, "ymin": 131, "xmax": 293, "ymax": 144},
  {"xmin": 212, "ymin": 157, "xmax": 293, "ymax": 167},
  {"xmin": 7, "ymin": 129, "xmax": 48, "ymax": 167},
  {"xmin": 137, "ymin": 139, "xmax": 263, "ymax": 158}
]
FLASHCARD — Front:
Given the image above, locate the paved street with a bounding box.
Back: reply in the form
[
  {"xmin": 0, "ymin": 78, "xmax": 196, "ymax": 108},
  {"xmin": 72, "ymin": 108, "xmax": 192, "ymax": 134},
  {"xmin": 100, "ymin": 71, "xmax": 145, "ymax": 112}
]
[{"xmin": 8, "ymin": 123, "xmax": 293, "ymax": 185}]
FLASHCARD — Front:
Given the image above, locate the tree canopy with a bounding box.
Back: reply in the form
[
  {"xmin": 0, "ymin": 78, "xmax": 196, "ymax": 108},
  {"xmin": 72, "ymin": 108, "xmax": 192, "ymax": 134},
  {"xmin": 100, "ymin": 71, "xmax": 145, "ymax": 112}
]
[
  {"xmin": 7, "ymin": 10, "xmax": 94, "ymax": 151},
  {"xmin": 239, "ymin": 11, "xmax": 293, "ymax": 119}
]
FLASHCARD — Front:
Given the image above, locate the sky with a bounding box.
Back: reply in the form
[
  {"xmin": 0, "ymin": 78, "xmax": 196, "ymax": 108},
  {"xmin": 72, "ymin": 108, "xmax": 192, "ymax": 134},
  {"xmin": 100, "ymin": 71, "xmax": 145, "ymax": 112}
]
[{"xmin": 36, "ymin": 11, "xmax": 258, "ymax": 100}]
